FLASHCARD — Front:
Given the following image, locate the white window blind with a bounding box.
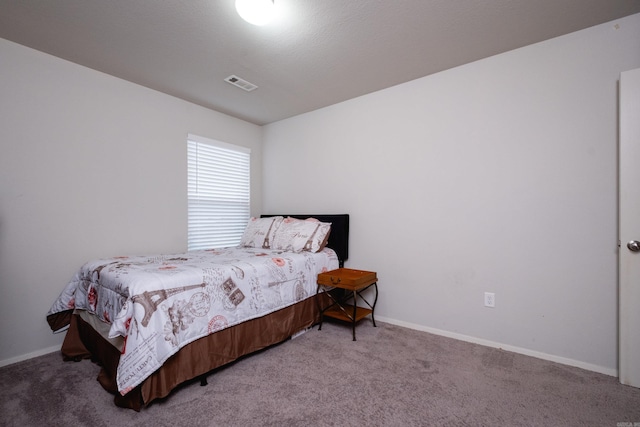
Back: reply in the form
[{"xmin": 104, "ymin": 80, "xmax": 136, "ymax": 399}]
[{"xmin": 187, "ymin": 134, "xmax": 250, "ymax": 250}]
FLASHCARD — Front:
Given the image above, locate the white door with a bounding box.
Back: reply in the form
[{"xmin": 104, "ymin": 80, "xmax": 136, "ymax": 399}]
[{"xmin": 619, "ymin": 67, "xmax": 640, "ymax": 388}]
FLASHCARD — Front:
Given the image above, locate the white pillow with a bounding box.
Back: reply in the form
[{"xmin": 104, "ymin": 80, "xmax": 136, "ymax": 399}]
[
  {"xmin": 271, "ymin": 217, "xmax": 331, "ymax": 253},
  {"xmin": 239, "ymin": 216, "xmax": 284, "ymax": 249}
]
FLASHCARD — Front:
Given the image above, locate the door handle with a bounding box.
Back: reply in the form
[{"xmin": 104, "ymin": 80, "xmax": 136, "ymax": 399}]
[{"xmin": 627, "ymin": 240, "xmax": 640, "ymax": 252}]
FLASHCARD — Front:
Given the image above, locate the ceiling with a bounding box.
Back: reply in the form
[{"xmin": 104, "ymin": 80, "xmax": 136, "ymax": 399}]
[{"xmin": 1, "ymin": 1, "xmax": 639, "ymax": 125}]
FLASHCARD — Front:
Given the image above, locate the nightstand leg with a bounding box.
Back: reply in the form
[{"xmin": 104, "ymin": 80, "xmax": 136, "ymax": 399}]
[
  {"xmin": 352, "ymin": 290, "xmax": 357, "ymax": 341},
  {"xmin": 316, "ymin": 283, "xmax": 324, "ymax": 331},
  {"xmin": 371, "ymin": 282, "xmax": 378, "ymax": 327}
]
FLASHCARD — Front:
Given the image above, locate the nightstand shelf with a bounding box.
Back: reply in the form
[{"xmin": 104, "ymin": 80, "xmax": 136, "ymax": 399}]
[{"xmin": 323, "ymin": 304, "xmax": 373, "ymax": 323}]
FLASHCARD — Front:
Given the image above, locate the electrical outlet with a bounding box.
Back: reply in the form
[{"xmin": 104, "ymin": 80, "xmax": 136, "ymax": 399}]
[{"xmin": 484, "ymin": 292, "xmax": 495, "ymax": 308}]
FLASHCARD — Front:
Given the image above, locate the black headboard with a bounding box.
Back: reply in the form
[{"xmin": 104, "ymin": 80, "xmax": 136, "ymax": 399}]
[{"xmin": 261, "ymin": 214, "xmax": 349, "ymax": 268}]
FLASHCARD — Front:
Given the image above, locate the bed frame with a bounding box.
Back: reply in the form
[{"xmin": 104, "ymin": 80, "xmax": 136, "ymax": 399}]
[{"xmin": 48, "ymin": 214, "xmax": 349, "ymax": 410}]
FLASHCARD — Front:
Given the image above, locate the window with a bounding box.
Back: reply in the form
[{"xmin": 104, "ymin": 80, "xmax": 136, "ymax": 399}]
[{"xmin": 187, "ymin": 134, "xmax": 250, "ymax": 250}]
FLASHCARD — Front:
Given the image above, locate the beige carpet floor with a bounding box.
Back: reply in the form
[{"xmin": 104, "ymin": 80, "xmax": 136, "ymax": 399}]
[{"xmin": 1, "ymin": 320, "xmax": 639, "ymax": 426}]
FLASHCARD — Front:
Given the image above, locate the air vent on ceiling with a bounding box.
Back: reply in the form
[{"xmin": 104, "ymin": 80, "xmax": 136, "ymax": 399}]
[{"xmin": 224, "ymin": 75, "xmax": 258, "ymax": 92}]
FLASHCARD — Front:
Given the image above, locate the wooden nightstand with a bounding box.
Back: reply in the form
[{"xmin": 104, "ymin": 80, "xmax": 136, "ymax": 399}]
[{"xmin": 316, "ymin": 268, "xmax": 378, "ymax": 341}]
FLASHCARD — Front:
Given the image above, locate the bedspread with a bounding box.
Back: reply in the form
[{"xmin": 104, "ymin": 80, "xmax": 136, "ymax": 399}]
[{"xmin": 47, "ymin": 247, "xmax": 338, "ymax": 394}]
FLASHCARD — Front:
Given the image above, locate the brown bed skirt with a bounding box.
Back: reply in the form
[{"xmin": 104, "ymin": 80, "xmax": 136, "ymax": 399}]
[{"xmin": 49, "ymin": 294, "xmax": 327, "ymax": 410}]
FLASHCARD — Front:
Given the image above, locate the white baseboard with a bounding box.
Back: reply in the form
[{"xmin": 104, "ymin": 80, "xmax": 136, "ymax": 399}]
[
  {"xmin": 0, "ymin": 345, "xmax": 60, "ymax": 368},
  {"xmin": 376, "ymin": 316, "xmax": 618, "ymax": 378},
  {"xmin": 291, "ymin": 326, "xmax": 312, "ymax": 339}
]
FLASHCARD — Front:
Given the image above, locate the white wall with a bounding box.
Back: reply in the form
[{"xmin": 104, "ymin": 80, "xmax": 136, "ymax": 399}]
[
  {"xmin": 263, "ymin": 14, "xmax": 640, "ymax": 374},
  {"xmin": 0, "ymin": 39, "xmax": 262, "ymax": 365}
]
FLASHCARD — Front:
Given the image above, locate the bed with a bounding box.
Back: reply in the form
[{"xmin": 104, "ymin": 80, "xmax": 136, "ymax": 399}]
[{"xmin": 46, "ymin": 214, "xmax": 349, "ymax": 410}]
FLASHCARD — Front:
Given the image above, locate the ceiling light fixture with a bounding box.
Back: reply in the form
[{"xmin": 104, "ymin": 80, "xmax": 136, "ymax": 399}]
[{"xmin": 235, "ymin": 0, "xmax": 275, "ymax": 26}]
